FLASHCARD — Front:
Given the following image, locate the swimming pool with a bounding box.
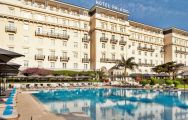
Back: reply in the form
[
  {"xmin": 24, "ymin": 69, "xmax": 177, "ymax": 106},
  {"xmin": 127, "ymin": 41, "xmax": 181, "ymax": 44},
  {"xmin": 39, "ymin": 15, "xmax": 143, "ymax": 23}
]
[{"xmin": 33, "ymin": 88, "xmax": 188, "ymax": 120}]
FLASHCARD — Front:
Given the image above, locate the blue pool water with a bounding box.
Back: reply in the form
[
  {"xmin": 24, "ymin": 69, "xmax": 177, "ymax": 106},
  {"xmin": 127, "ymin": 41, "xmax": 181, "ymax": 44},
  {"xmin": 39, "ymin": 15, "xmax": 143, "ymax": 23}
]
[{"xmin": 33, "ymin": 88, "xmax": 188, "ymax": 120}]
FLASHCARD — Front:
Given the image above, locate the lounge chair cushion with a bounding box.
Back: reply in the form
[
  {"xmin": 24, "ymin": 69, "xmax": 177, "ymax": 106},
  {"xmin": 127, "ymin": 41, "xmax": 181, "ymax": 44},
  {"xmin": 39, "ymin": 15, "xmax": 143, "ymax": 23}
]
[{"xmin": 3, "ymin": 109, "xmax": 13, "ymax": 115}]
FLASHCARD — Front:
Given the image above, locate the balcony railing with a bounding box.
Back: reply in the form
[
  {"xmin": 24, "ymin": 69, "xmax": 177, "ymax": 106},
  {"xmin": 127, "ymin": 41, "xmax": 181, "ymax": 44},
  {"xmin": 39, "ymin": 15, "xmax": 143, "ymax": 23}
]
[
  {"xmin": 138, "ymin": 63, "xmax": 155, "ymax": 67},
  {"xmin": 119, "ymin": 40, "xmax": 127, "ymax": 45},
  {"xmin": 100, "ymin": 37, "xmax": 108, "ymax": 42},
  {"xmin": 35, "ymin": 30, "xmax": 70, "ymax": 40},
  {"xmin": 5, "ymin": 26, "xmax": 17, "ymax": 33},
  {"xmin": 82, "ymin": 58, "xmax": 90, "ymax": 63},
  {"xmin": 82, "ymin": 37, "xmax": 90, "ymax": 43},
  {"xmin": 137, "ymin": 47, "xmax": 155, "ymax": 52},
  {"xmin": 48, "ymin": 55, "xmax": 58, "ymax": 61},
  {"xmin": 175, "ymin": 50, "xmax": 188, "ymax": 54},
  {"xmin": 35, "ymin": 55, "xmax": 45, "ymax": 60},
  {"xmin": 110, "ymin": 39, "xmax": 118, "ymax": 44},
  {"xmin": 60, "ymin": 57, "xmax": 69, "ymax": 62},
  {"xmin": 100, "ymin": 58, "xmax": 119, "ymax": 63}
]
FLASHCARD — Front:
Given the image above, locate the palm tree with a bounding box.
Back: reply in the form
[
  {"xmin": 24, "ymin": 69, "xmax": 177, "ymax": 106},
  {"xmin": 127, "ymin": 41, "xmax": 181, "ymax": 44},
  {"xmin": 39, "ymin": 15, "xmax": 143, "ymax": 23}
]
[{"xmin": 112, "ymin": 57, "xmax": 138, "ymax": 76}]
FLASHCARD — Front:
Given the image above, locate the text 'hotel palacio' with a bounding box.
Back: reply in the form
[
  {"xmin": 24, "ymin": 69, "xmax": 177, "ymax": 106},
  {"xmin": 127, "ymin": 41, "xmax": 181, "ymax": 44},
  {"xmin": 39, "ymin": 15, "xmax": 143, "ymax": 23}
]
[{"xmin": 0, "ymin": 0, "xmax": 188, "ymax": 74}]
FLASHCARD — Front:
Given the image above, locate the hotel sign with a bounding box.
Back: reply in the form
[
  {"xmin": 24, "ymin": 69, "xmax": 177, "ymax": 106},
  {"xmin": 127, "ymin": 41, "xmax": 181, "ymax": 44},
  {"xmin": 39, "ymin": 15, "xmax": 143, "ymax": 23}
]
[{"xmin": 96, "ymin": 0, "xmax": 129, "ymax": 13}]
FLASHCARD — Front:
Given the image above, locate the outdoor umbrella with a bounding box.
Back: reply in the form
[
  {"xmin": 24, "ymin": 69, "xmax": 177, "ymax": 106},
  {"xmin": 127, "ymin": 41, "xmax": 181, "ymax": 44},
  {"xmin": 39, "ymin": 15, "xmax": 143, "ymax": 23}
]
[
  {"xmin": 0, "ymin": 62, "xmax": 21, "ymax": 76},
  {"xmin": 0, "ymin": 48, "xmax": 24, "ymax": 63}
]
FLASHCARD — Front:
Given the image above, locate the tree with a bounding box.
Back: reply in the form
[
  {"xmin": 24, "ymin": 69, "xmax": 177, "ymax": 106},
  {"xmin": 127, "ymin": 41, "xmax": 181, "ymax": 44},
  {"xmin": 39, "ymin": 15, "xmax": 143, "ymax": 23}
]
[
  {"xmin": 112, "ymin": 57, "xmax": 138, "ymax": 76},
  {"xmin": 152, "ymin": 61, "xmax": 184, "ymax": 79}
]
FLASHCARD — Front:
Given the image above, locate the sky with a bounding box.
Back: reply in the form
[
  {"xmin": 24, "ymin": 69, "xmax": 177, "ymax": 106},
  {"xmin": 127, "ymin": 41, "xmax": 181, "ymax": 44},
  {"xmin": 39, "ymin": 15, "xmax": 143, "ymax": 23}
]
[{"xmin": 60, "ymin": 0, "xmax": 188, "ymax": 31}]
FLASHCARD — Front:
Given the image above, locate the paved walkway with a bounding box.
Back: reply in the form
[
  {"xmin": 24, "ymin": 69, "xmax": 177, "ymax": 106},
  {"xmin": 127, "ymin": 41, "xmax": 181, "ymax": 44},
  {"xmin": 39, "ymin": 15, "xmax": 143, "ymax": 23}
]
[
  {"xmin": 17, "ymin": 92, "xmax": 91, "ymax": 120},
  {"xmin": 17, "ymin": 93, "xmax": 64, "ymax": 120}
]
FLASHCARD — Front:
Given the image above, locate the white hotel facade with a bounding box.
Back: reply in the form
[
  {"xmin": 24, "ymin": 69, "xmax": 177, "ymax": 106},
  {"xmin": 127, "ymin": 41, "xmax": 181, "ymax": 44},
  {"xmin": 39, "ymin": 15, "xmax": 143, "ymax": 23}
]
[{"xmin": 0, "ymin": 0, "xmax": 188, "ymax": 74}]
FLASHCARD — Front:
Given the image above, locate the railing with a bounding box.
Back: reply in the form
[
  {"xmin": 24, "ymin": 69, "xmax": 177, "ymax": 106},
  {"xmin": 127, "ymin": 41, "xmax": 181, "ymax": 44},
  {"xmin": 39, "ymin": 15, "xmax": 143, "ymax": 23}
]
[
  {"xmin": 82, "ymin": 37, "xmax": 90, "ymax": 43},
  {"xmin": 175, "ymin": 50, "xmax": 188, "ymax": 54},
  {"xmin": 60, "ymin": 57, "xmax": 69, "ymax": 62},
  {"xmin": 100, "ymin": 37, "xmax": 108, "ymax": 42},
  {"xmin": 137, "ymin": 47, "xmax": 155, "ymax": 52},
  {"xmin": 48, "ymin": 56, "xmax": 58, "ymax": 61},
  {"xmin": 35, "ymin": 30, "xmax": 70, "ymax": 40},
  {"xmin": 100, "ymin": 58, "xmax": 119, "ymax": 63},
  {"xmin": 35, "ymin": 55, "xmax": 45, "ymax": 60},
  {"xmin": 110, "ymin": 39, "xmax": 118, "ymax": 44},
  {"xmin": 5, "ymin": 26, "xmax": 17, "ymax": 33},
  {"xmin": 138, "ymin": 63, "xmax": 155, "ymax": 67},
  {"xmin": 82, "ymin": 58, "xmax": 90, "ymax": 63},
  {"xmin": 119, "ymin": 40, "xmax": 127, "ymax": 45}
]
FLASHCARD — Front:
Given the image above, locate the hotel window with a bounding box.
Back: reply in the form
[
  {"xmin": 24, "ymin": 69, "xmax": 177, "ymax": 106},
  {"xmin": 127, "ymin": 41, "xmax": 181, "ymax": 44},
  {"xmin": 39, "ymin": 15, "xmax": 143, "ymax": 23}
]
[
  {"xmin": 150, "ymin": 53, "xmax": 153, "ymax": 57},
  {"xmin": 112, "ymin": 45, "xmax": 115, "ymax": 50},
  {"xmin": 23, "ymin": 36, "xmax": 29, "ymax": 43},
  {"xmin": 23, "ymin": 60, "xmax": 29, "ymax": 67},
  {"xmin": 156, "ymin": 53, "xmax": 158, "ymax": 57},
  {"xmin": 138, "ymin": 51, "xmax": 141, "ymax": 55},
  {"xmin": 62, "ymin": 52, "xmax": 67, "ymax": 57},
  {"xmin": 102, "ymin": 43, "xmax": 105, "ymax": 48},
  {"xmin": 144, "ymin": 52, "xmax": 147, "ymax": 56},
  {"xmin": 121, "ymin": 36, "xmax": 124, "ymax": 41},
  {"xmin": 111, "ymin": 35, "xmax": 115, "ymax": 40},
  {"xmin": 62, "ymin": 63, "xmax": 67, "ymax": 69},
  {"xmin": 74, "ymin": 63, "xmax": 78, "ymax": 69},
  {"xmin": 84, "ymin": 44, "xmax": 88, "ymax": 49},
  {"xmin": 73, "ymin": 52, "xmax": 78, "ymax": 58},
  {"xmin": 138, "ymin": 43, "xmax": 141, "ymax": 47},
  {"xmin": 50, "ymin": 62, "xmax": 55, "ymax": 68},
  {"xmin": 180, "ymin": 54, "xmax": 182, "ymax": 58},
  {"xmin": 121, "ymin": 46, "xmax": 124, "ymax": 51},
  {"xmin": 102, "ymin": 33, "xmax": 105, "ymax": 38},
  {"xmin": 23, "ymin": 24, "xmax": 29, "ymax": 30},
  {"xmin": 84, "ymin": 64, "xmax": 88, "ymax": 70},
  {"xmin": 51, "ymin": 39, "xmax": 55, "ymax": 45},
  {"xmin": 50, "ymin": 50, "xmax": 55, "ymax": 56},
  {"xmin": 63, "ymin": 30, "xmax": 67, "ymax": 35},
  {"xmin": 37, "ymin": 49, "xmax": 43, "ymax": 55},
  {"xmin": 84, "ymin": 23, "xmax": 88, "ymax": 29},
  {"xmin": 111, "ymin": 54, "xmax": 115, "ymax": 60},
  {"xmin": 9, "ymin": 7, "xmax": 15, "ymax": 16},
  {"xmin": 84, "ymin": 53, "xmax": 88, "ymax": 59},
  {"xmin": 8, "ymin": 21, "xmax": 14, "ymax": 27},
  {"xmin": 102, "ymin": 53, "xmax": 106, "ymax": 58},
  {"xmin": 74, "ymin": 31, "xmax": 78, "ymax": 37},
  {"xmin": 139, "ymin": 59, "xmax": 141, "ymax": 64},
  {"xmin": 150, "ymin": 60, "xmax": 153, "ymax": 64},
  {"xmin": 23, "ymin": 48, "xmax": 29, "ymax": 55},
  {"xmin": 145, "ymin": 59, "xmax": 147, "ymax": 64},
  {"xmin": 132, "ymin": 50, "xmax": 135, "ymax": 54},
  {"xmin": 74, "ymin": 42, "xmax": 78, "ymax": 48},
  {"xmin": 38, "ymin": 61, "xmax": 43, "ymax": 68},
  {"xmin": 144, "ymin": 44, "xmax": 147, "ymax": 48},
  {"xmin": 132, "ymin": 42, "xmax": 135, "ymax": 46},
  {"xmin": 50, "ymin": 28, "xmax": 55, "ymax": 34},
  {"xmin": 9, "ymin": 34, "xmax": 14, "ymax": 41},
  {"xmin": 8, "ymin": 47, "xmax": 14, "ymax": 51},
  {"xmin": 37, "ymin": 26, "xmax": 42, "ymax": 33},
  {"xmin": 62, "ymin": 41, "xmax": 67, "ymax": 46}
]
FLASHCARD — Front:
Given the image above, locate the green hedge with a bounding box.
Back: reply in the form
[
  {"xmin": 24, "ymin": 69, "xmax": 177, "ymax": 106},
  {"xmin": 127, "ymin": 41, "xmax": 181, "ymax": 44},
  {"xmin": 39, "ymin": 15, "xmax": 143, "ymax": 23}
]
[{"xmin": 52, "ymin": 70, "xmax": 97, "ymax": 77}]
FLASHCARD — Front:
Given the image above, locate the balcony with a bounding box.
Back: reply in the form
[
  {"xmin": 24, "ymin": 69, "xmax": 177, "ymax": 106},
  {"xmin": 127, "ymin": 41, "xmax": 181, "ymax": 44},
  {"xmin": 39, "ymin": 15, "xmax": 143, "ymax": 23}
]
[
  {"xmin": 35, "ymin": 30, "xmax": 70, "ymax": 40},
  {"xmin": 82, "ymin": 37, "xmax": 90, "ymax": 43},
  {"xmin": 82, "ymin": 58, "xmax": 90, "ymax": 63},
  {"xmin": 100, "ymin": 58, "xmax": 119, "ymax": 63},
  {"xmin": 48, "ymin": 55, "xmax": 58, "ymax": 61},
  {"xmin": 110, "ymin": 39, "xmax": 118, "ymax": 44},
  {"xmin": 60, "ymin": 57, "xmax": 69, "ymax": 62},
  {"xmin": 100, "ymin": 37, "xmax": 108, "ymax": 42},
  {"xmin": 5, "ymin": 26, "xmax": 17, "ymax": 33},
  {"xmin": 35, "ymin": 55, "xmax": 45, "ymax": 60},
  {"xmin": 137, "ymin": 47, "xmax": 155, "ymax": 52},
  {"xmin": 175, "ymin": 50, "xmax": 188, "ymax": 54},
  {"xmin": 138, "ymin": 63, "xmax": 155, "ymax": 67},
  {"xmin": 119, "ymin": 40, "xmax": 127, "ymax": 45}
]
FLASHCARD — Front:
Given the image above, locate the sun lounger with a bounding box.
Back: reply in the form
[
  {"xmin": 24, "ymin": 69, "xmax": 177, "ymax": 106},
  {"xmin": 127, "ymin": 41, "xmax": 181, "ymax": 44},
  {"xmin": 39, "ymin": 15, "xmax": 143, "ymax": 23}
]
[{"xmin": 0, "ymin": 106, "xmax": 19, "ymax": 120}]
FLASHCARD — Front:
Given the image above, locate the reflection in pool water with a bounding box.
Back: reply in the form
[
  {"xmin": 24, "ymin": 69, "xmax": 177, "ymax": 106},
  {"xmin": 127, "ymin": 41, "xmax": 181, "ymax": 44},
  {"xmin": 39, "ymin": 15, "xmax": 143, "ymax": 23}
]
[{"xmin": 33, "ymin": 88, "xmax": 188, "ymax": 120}]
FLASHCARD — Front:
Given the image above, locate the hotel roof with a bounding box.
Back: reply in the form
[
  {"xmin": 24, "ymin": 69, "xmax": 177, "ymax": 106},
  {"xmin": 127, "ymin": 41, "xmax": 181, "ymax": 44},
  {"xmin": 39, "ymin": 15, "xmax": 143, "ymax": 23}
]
[{"xmin": 163, "ymin": 27, "xmax": 188, "ymax": 36}]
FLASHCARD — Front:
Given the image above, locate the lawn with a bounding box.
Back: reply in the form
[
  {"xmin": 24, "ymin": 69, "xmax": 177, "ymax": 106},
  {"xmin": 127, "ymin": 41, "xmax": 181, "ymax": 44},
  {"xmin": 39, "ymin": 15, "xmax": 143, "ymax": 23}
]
[{"xmin": 177, "ymin": 84, "xmax": 188, "ymax": 89}]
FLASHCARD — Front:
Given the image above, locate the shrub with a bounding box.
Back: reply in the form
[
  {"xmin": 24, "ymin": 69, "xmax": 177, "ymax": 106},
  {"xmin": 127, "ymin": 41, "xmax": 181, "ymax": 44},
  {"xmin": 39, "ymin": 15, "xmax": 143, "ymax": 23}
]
[
  {"xmin": 165, "ymin": 79, "xmax": 173, "ymax": 85},
  {"xmin": 150, "ymin": 77, "xmax": 159, "ymax": 85},
  {"xmin": 22, "ymin": 68, "xmax": 52, "ymax": 76},
  {"xmin": 140, "ymin": 79, "xmax": 148, "ymax": 86},
  {"xmin": 173, "ymin": 80, "xmax": 180, "ymax": 87}
]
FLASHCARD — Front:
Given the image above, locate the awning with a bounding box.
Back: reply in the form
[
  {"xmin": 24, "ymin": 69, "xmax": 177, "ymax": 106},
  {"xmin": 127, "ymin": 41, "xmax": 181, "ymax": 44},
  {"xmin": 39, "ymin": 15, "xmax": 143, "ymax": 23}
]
[{"xmin": 0, "ymin": 48, "xmax": 24, "ymax": 62}]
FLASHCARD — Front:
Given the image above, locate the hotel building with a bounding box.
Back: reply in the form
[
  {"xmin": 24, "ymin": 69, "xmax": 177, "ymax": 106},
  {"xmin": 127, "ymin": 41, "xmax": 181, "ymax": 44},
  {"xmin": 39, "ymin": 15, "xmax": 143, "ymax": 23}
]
[{"xmin": 0, "ymin": 0, "xmax": 188, "ymax": 74}]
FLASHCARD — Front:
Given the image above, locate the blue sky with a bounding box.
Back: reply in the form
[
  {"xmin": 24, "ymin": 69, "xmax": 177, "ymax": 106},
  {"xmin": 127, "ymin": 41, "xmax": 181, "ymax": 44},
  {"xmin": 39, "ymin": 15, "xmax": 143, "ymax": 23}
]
[{"xmin": 60, "ymin": 0, "xmax": 188, "ymax": 31}]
